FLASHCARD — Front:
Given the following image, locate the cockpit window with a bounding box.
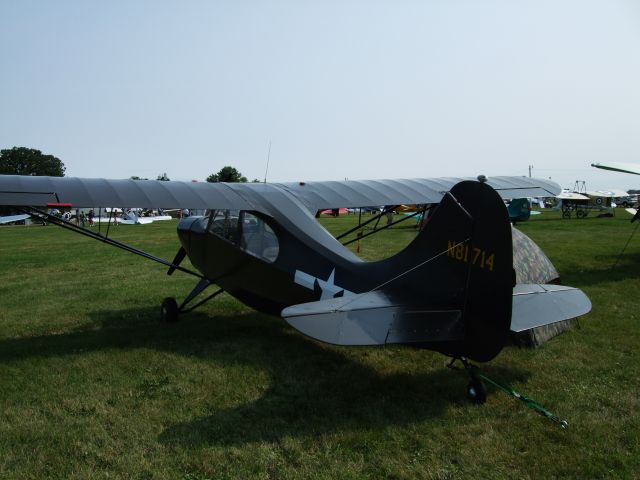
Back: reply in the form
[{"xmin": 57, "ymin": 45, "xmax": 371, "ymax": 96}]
[
  {"xmin": 206, "ymin": 209, "xmax": 240, "ymax": 243},
  {"xmin": 205, "ymin": 210, "xmax": 279, "ymax": 263},
  {"xmin": 240, "ymin": 212, "xmax": 279, "ymax": 263}
]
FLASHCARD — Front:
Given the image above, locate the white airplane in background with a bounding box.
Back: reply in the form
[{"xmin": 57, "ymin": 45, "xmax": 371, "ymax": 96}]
[{"xmin": 592, "ymin": 162, "xmax": 640, "ymax": 221}]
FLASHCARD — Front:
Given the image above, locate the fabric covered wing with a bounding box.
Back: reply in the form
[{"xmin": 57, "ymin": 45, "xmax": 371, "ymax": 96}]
[
  {"xmin": 0, "ymin": 174, "xmax": 560, "ymax": 214},
  {"xmin": 276, "ymin": 176, "xmax": 561, "ymax": 212},
  {"xmin": 592, "ymin": 162, "xmax": 640, "ymax": 176},
  {"xmin": 0, "ymin": 175, "xmax": 255, "ymax": 210}
]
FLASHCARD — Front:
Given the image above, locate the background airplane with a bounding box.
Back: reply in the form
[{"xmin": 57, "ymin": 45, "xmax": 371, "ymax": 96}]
[{"xmin": 592, "ymin": 162, "xmax": 640, "ymax": 222}]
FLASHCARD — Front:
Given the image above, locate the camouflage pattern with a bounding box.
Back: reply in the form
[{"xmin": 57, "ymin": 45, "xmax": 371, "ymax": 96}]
[
  {"xmin": 511, "ymin": 226, "xmax": 573, "ymax": 347},
  {"xmin": 512, "ymin": 226, "xmax": 559, "ymax": 284}
]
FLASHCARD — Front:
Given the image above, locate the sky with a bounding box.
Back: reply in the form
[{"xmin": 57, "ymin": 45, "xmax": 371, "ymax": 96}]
[{"xmin": 1, "ymin": 0, "xmax": 640, "ymax": 190}]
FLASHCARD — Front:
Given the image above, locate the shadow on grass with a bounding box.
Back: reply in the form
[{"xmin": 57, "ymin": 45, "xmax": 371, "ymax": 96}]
[
  {"xmin": 0, "ymin": 306, "xmax": 530, "ymax": 446},
  {"xmin": 559, "ymin": 252, "xmax": 640, "ymax": 287}
]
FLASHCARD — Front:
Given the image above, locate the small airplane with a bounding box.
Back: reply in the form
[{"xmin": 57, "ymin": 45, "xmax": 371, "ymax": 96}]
[
  {"xmin": 592, "ymin": 162, "xmax": 640, "ymax": 222},
  {"xmin": 506, "ymin": 198, "xmax": 532, "ymax": 224},
  {"xmin": 0, "ymin": 173, "xmax": 591, "ymax": 403}
]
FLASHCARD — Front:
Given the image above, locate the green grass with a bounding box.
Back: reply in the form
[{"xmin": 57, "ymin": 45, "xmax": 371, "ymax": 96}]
[{"xmin": 0, "ymin": 212, "xmax": 639, "ymax": 479}]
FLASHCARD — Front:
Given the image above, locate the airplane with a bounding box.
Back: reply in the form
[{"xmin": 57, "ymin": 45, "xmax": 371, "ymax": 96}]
[
  {"xmin": 0, "ymin": 173, "xmax": 591, "ymax": 404},
  {"xmin": 592, "ymin": 162, "xmax": 640, "ymax": 222},
  {"xmin": 506, "ymin": 198, "xmax": 532, "ymax": 224},
  {"xmin": 92, "ymin": 208, "xmax": 173, "ymax": 225}
]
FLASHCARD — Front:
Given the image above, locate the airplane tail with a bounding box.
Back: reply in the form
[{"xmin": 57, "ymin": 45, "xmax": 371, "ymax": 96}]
[
  {"xmin": 376, "ymin": 180, "xmax": 514, "ymax": 361},
  {"xmin": 283, "ymin": 180, "xmax": 515, "ymax": 362}
]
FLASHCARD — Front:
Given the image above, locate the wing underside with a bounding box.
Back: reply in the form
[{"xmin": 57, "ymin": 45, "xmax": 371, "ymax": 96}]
[
  {"xmin": 592, "ymin": 162, "xmax": 640, "ymax": 176},
  {"xmin": 0, "ymin": 174, "xmax": 561, "ymax": 215}
]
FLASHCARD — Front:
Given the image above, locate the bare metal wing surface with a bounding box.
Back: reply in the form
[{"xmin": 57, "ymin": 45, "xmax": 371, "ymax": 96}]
[
  {"xmin": 0, "ymin": 175, "xmax": 560, "ymax": 214},
  {"xmin": 592, "ymin": 162, "xmax": 640, "ymax": 176}
]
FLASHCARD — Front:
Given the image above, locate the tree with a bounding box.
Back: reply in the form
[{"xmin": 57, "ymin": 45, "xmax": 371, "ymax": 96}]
[
  {"xmin": 156, "ymin": 172, "xmax": 170, "ymax": 181},
  {"xmin": 206, "ymin": 166, "xmax": 247, "ymax": 183},
  {"xmin": 0, "ymin": 147, "xmax": 66, "ymax": 176},
  {"xmin": 130, "ymin": 175, "xmax": 148, "ymax": 181}
]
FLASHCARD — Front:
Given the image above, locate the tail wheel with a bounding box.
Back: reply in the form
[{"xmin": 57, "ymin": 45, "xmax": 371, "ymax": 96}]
[
  {"xmin": 161, "ymin": 297, "xmax": 179, "ymax": 323},
  {"xmin": 467, "ymin": 377, "xmax": 487, "ymax": 404}
]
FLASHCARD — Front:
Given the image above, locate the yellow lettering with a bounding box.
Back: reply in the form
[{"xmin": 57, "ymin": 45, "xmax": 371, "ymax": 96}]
[
  {"xmin": 485, "ymin": 254, "xmax": 494, "ymax": 271},
  {"xmin": 447, "ymin": 240, "xmax": 455, "ymax": 257}
]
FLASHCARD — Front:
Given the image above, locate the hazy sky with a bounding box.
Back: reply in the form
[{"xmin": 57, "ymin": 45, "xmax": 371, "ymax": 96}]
[{"xmin": 1, "ymin": 0, "xmax": 639, "ymax": 190}]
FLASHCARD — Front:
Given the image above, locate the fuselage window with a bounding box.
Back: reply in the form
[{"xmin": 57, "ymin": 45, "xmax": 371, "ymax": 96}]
[
  {"xmin": 205, "ymin": 210, "xmax": 279, "ymax": 263},
  {"xmin": 240, "ymin": 212, "xmax": 279, "ymax": 263},
  {"xmin": 206, "ymin": 209, "xmax": 240, "ymax": 244}
]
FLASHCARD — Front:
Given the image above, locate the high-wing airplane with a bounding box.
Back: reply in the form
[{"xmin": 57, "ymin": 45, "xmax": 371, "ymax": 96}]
[
  {"xmin": 592, "ymin": 162, "xmax": 640, "ymax": 222},
  {"xmin": 0, "ymin": 174, "xmax": 591, "ymax": 403}
]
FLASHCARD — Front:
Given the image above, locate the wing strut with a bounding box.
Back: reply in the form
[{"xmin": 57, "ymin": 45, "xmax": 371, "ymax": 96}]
[{"xmin": 21, "ymin": 207, "xmax": 204, "ymax": 279}]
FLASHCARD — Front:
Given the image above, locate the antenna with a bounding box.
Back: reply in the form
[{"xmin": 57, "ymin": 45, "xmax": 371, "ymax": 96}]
[{"xmin": 263, "ymin": 140, "xmax": 272, "ymax": 183}]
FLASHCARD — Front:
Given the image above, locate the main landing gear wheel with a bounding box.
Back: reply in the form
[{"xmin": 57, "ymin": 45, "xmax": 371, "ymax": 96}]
[
  {"xmin": 467, "ymin": 377, "xmax": 487, "ymax": 404},
  {"xmin": 160, "ymin": 297, "xmax": 179, "ymax": 323}
]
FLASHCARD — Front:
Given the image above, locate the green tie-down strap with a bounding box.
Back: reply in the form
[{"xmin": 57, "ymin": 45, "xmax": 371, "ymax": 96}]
[{"xmin": 476, "ymin": 369, "xmax": 568, "ymax": 429}]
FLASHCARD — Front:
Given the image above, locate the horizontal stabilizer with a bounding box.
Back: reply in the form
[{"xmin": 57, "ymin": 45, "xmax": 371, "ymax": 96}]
[
  {"xmin": 281, "ymin": 291, "xmax": 464, "ymax": 346},
  {"xmin": 510, "ymin": 284, "xmax": 591, "ymax": 332}
]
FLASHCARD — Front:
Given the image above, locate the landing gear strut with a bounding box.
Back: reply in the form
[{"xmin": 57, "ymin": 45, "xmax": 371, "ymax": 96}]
[{"xmin": 159, "ymin": 278, "xmax": 224, "ymax": 322}]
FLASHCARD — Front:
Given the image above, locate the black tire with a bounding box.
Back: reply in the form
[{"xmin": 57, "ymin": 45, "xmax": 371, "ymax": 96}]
[
  {"xmin": 467, "ymin": 378, "xmax": 487, "ymax": 404},
  {"xmin": 161, "ymin": 297, "xmax": 179, "ymax": 323},
  {"xmin": 576, "ymin": 209, "xmax": 586, "ymax": 219},
  {"xmin": 562, "ymin": 210, "xmax": 571, "ymax": 219}
]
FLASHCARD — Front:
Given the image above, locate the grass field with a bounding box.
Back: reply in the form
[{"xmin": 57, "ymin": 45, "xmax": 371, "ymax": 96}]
[{"xmin": 1, "ymin": 211, "xmax": 639, "ymax": 479}]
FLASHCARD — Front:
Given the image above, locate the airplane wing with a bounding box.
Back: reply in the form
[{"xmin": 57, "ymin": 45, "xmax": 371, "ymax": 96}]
[
  {"xmin": 0, "ymin": 174, "xmax": 561, "ymax": 216},
  {"xmin": 281, "ymin": 283, "xmax": 591, "ymax": 345},
  {"xmin": 276, "ymin": 176, "xmax": 561, "ymax": 212},
  {"xmin": 0, "ymin": 175, "xmax": 256, "ymax": 210},
  {"xmin": 592, "ymin": 162, "xmax": 640, "ymax": 176}
]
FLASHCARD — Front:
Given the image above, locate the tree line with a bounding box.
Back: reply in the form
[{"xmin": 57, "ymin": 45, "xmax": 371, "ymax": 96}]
[{"xmin": 0, "ymin": 147, "xmax": 256, "ymax": 183}]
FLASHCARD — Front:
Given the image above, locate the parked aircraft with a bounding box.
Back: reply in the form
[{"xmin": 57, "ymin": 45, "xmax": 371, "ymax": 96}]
[
  {"xmin": 0, "ymin": 174, "xmax": 591, "ymax": 403},
  {"xmin": 506, "ymin": 198, "xmax": 531, "ymax": 224},
  {"xmin": 592, "ymin": 162, "xmax": 640, "ymax": 222}
]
